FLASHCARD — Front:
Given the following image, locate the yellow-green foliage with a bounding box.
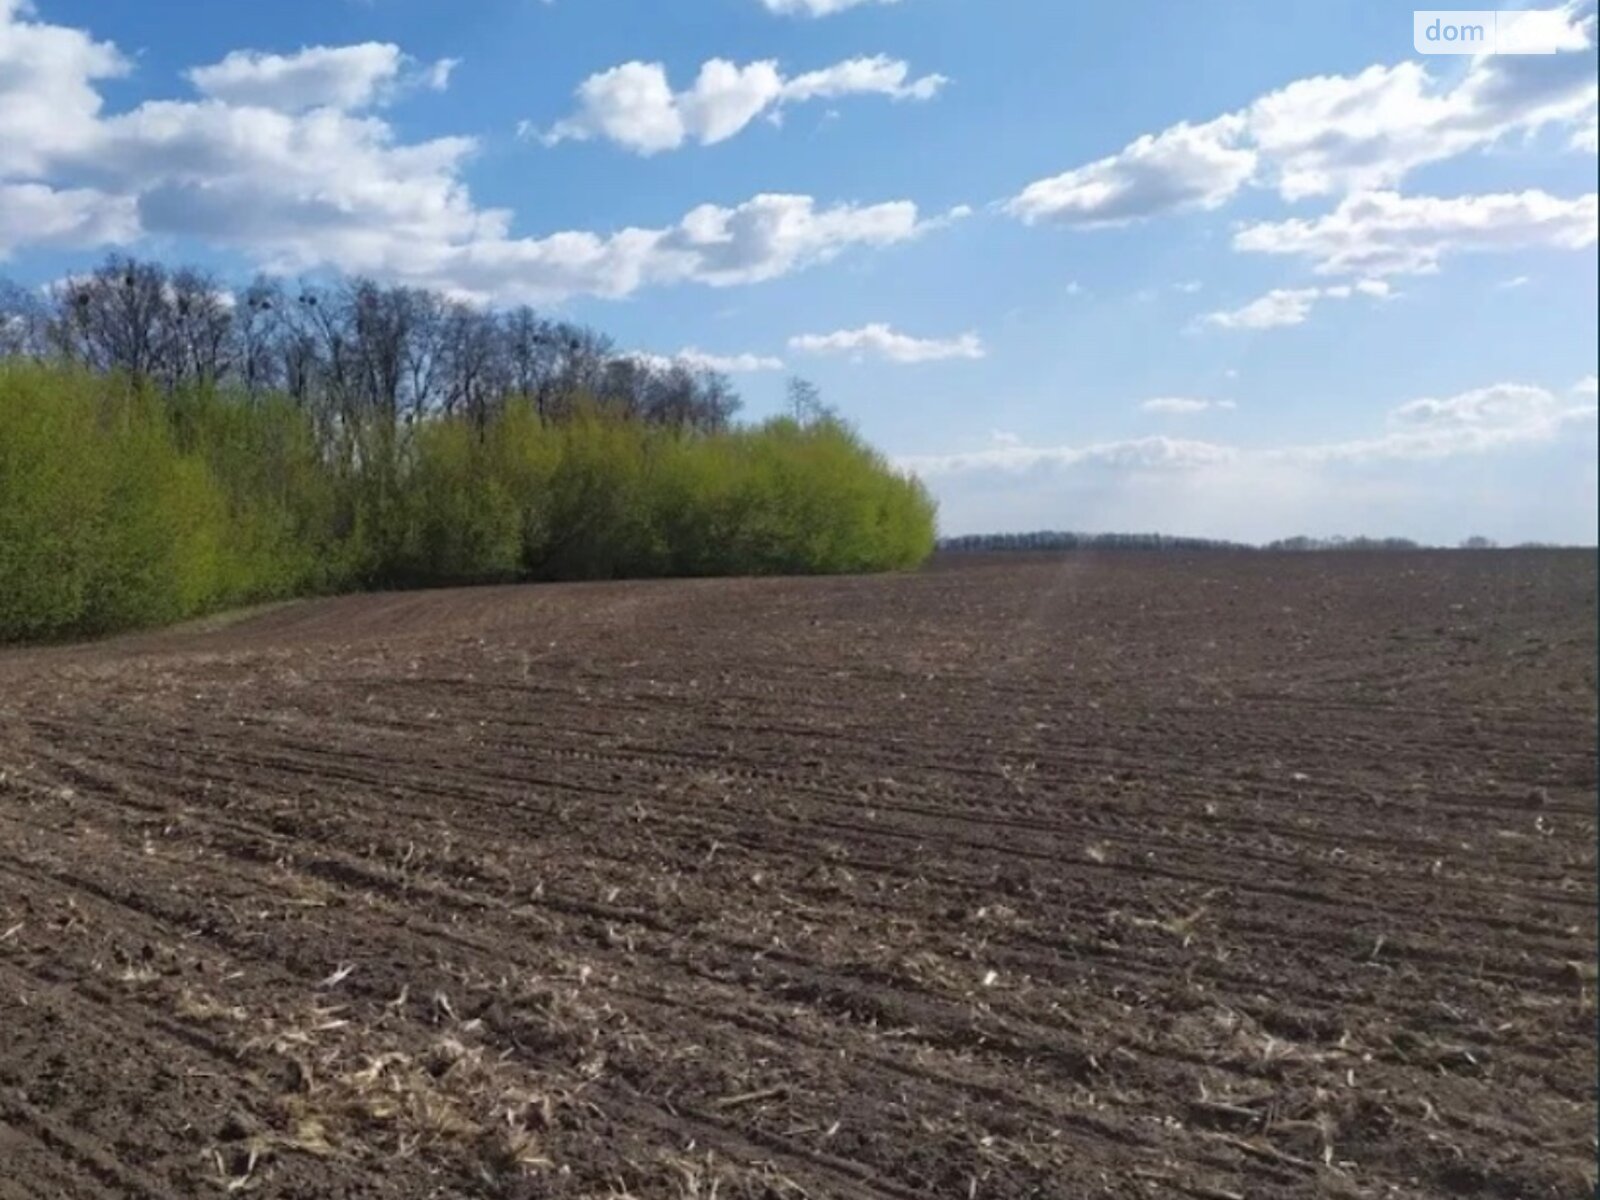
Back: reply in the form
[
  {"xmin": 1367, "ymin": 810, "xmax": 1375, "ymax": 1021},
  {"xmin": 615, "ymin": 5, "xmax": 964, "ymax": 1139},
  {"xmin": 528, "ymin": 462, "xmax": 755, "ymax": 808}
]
[
  {"xmin": 642, "ymin": 415, "xmax": 936, "ymax": 576},
  {"xmin": 1, "ymin": 364, "xmax": 936, "ymax": 642},
  {"xmin": 166, "ymin": 386, "xmax": 347, "ymax": 600},
  {"xmin": 399, "ymin": 419, "xmax": 523, "ymax": 583},
  {"xmin": 0, "ymin": 364, "xmax": 230, "ymax": 638},
  {"xmin": 363, "ymin": 402, "xmax": 934, "ymax": 586}
]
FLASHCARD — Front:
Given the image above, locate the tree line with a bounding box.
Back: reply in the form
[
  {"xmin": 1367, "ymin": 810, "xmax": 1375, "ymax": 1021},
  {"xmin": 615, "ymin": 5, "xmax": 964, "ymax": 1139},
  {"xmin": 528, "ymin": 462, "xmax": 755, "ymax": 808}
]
[
  {"xmin": 1, "ymin": 256, "xmax": 741, "ymax": 436},
  {"xmin": 0, "ymin": 257, "xmax": 936, "ymax": 643},
  {"xmin": 939, "ymin": 532, "xmax": 1540, "ymax": 553},
  {"xmin": 940, "ymin": 531, "xmax": 1254, "ymax": 553}
]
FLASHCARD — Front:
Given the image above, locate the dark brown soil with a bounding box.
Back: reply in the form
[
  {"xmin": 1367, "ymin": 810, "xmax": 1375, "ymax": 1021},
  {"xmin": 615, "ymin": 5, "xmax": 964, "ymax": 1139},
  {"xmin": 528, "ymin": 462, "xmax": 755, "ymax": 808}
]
[{"xmin": 1, "ymin": 551, "xmax": 1594, "ymax": 1199}]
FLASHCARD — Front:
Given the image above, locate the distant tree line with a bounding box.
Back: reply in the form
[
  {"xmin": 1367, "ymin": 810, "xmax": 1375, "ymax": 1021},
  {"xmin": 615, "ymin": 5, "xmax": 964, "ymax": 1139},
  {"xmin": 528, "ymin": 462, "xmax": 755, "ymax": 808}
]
[
  {"xmin": 940, "ymin": 531, "xmax": 1254, "ymax": 553},
  {"xmin": 940, "ymin": 532, "xmax": 1559, "ymax": 553},
  {"xmin": 1262, "ymin": 535, "xmax": 1424, "ymax": 552},
  {"xmin": 0, "ymin": 257, "xmax": 936, "ymax": 643}
]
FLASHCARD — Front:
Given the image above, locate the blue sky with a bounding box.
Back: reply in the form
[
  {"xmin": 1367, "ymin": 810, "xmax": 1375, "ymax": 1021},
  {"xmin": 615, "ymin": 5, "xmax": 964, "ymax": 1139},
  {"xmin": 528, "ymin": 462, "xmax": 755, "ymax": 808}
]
[{"xmin": 2, "ymin": 0, "xmax": 1597, "ymax": 542}]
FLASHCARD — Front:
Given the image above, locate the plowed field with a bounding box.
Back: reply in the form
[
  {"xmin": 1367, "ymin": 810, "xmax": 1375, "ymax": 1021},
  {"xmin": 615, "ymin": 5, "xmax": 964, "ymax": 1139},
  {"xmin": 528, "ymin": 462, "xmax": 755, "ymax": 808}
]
[{"xmin": 0, "ymin": 551, "xmax": 1594, "ymax": 1199}]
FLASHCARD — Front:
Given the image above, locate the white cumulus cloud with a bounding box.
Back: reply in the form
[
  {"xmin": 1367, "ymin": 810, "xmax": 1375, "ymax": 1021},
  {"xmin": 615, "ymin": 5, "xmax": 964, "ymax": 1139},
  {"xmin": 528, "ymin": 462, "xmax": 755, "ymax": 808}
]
[
  {"xmin": 1247, "ymin": 47, "xmax": 1597, "ymax": 200},
  {"xmin": 1295, "ymin": 383, "xmax": 1597, "ymax": 462},
  {"xmin": 1573, "ymin": 109, "xmax": 1599, "ymax": 152},
  {"xmin": 629, "ymin": 348, "xmax": 785, "ymax": 373},
  {"xmin": 782, "ymin": 55, "xmax": 945, "ymax": 103},
  {"xmin": 759, "ymin": 0, "xmax": 901, "ymax": 15},
  {"xmin": 187, "ymin": 44, "xmax": 412, "ymax": 112},
  {"xmin": 1006, "ymin": 115, "xmax": 1256, "ymax": 227},
  {"xmin": 0, "ymin": 3, "xmax": 941, "ymax": 301},
  {"xmin": 1201, "ymin": 279, "xmax": 1391, "ymax": 330},
  {"xmin": 0, "ymin": 181, "xmax": 137, "ymax": 258},
  {"xmin": 1004, "ymin": 2, "xmax": 1596, "ymax": 226},
  {"xmin": 0, "ymin": 0, "xmax": 126, "ymax": 176},
  {"xmin": 899, "ymin": 435, "xmax": 1238, "ymax": 475},
  {"xmin": 789, "ymin": 323, "xmax": 986, "ymax": 363},
  {"xmin": 538, "ymin": 54, "xmax": 945, "ymax": 154},
  {"xmin": 1233, "ymin": 189, "xmax": 1598, "ymax": 277},
  {"xmin": 901, "ymin": 381, "xmax": 1595, "ymax": 478}
]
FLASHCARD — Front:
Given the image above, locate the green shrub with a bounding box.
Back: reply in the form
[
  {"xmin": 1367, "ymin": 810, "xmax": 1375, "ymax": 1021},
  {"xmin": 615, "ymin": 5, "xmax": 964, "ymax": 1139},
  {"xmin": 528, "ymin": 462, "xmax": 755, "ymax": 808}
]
[
  {"xmin": 0, "ymin": 363, "xmax": 936, "ymax": 643},
  {"xmin": 0, "ymin": 364, "xmax": 107, "ymax": 637},
  {"xmin": 0, "ymin": 365, "xmax": 235, "ymax": 638},
  {"xmin": 399, "ymin": 419, "xmax": 523, "ymax": 584},
  {"xmin": 170, "ymin": 387, "xmax": 347, "ymax": 601}
]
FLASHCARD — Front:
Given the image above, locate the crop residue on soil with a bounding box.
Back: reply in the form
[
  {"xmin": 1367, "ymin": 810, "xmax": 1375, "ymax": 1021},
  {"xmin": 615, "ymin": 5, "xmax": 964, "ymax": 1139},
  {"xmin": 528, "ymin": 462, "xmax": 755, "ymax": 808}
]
[{"xmin": 0, "ymin": 551, "xmax": 1594, "ymax": 1199}]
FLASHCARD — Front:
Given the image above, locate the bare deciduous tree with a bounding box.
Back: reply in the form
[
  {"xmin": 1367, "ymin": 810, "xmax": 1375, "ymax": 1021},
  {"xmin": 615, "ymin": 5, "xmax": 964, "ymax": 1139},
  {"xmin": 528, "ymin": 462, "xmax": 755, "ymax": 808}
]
[{"xmin": 6, "ymin": 254, "xmax": 744, "ymax": 437}]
